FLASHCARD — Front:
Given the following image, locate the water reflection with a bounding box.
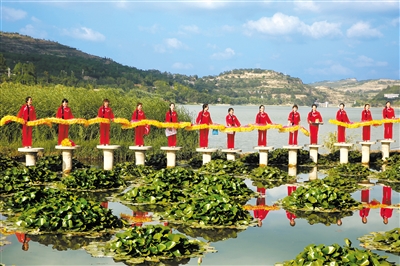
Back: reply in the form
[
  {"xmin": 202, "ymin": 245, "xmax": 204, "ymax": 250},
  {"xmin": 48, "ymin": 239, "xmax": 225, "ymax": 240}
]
[
  {"xmin": 15, "ymin": 232, "xmax": 30, "ymax": 251},
  {"xmin": 288, "ymin": 166, "xmax": 297, "ymax": 177},
  {"xmin": 254, "ymin": 187, "xmax": 268, "ymax": 227},
  {"xmin": 309, "ymin": 166, "xmax": 318, "ymax": 181},
  {"xmin": 173, "ymin": 225, "xmax": 244, "ymax": 242},
  {"xmin": 286, "ymin": 185, "xmax": 297, "ymax": 227},
  {"xmin": 381, "ymin": 185, "xmax": 393, "ymax": 225}
]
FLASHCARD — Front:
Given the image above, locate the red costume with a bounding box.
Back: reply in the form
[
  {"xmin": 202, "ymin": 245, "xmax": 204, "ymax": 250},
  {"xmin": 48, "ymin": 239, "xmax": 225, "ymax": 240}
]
[
  {"xmin": 17, "ymin": 104, "xmax": 36, "ymax": 147},
  {"xmin": 100, "ymin": 202, "xmax": 108, "ymax": 208},
  {"xmin": 254, "ymin": 187, "xmax": 268, "ymax": 222},
  {"xmin": 286, "ymin": 185, "xmax": 297, "ymax": 222},
  {"xmin": 56, "ymin": 106, "xmax": 74, "ymax": 145},
  {"xmin": 380, "ymin": 186, "xmax": 392, "ymax": 222},
  {"xmin": 361, "ymin": 109, "xmax": 373, "ymax": 141},
  {"xmin": 15, "ymin": 232, "xmax": 31, "ymax": 244},
  {"xmin": 359, "ymin": 189, "xmax": 370, "ymax": 221},
  {"xmin": 196, "ymin": 110, "xmax": 213, "ymax": 148},
  {"xmin": 226, "ymin": 114, "xmax": 241, "ymax": 149},
  {"xmin": 165, "ymin": 110, "xmax": 178, "ymax": 147},
  {"xmin": 255, "ymin": 112, "xmax": 272, "ymax": 146},
  {"xmin": 132, "ymin": 109, "xmax": 146, "ymax": 146},
  {"xmin": 288, "ymin": 111, "xmax": 300, "ymax": 145},
  {"xmin": 383, "ymin": 107, "xmax": 395, "ymax": 139},
  {"xmin": 98, "ymin": 106, "xmax": 114, "ymax": 145},
  {"xmin": 307, "ymin": 110, "xmax": 323, "ymax": 144},
  {"xmin": 132, "ymin": 211, "xmax": 149, "ymax": 227},
  {"xmin": 336, "ymin": 109, "xmax": 350, "ymax": 143}
]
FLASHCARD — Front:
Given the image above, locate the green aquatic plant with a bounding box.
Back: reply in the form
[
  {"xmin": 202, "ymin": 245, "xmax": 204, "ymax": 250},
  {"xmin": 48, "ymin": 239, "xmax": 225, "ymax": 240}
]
[
  {"xmin": 249, "ymin": 166, "xmax": 295, "ymax": 189},
  {"xmin": 198, "ymin": 159, "xmax": 249, "ymax": 175},
  {"xmin": 37, "ymin": 155, "xmax": 88, "ymax": 172},
  {"xmin": 62, "ymin": 168, "xmax": 126, "ymax": 190},
  {"xmin": 114, "ymin": 162, "xmax": 154, "ymax": 181},
  {"xmin": 327, "ymin": 163, "xmax": 373, "ymax": 181},
  {"xmin": 276, "ymin": 239, "xmax": 396, "ymax": 265},
  {"xmin": 0, "ymin": 154, "xmax": 21, "ymax": 172},
  {"xmin": 143, "ymin": 167, "xmax": 199, "ymax": 188},
  {"xmin": 359, "ymin": 227, "xmax": 400, "ymax": 255}
]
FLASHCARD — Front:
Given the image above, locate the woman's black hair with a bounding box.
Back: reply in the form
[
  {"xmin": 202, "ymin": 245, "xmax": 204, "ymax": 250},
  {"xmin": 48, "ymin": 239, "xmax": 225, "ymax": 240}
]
[
  {"xmin": 364, "ymin": 103, "xmax": 370, "ymax": 108},
  {"xmin": 61, "ymin": 98, "xmax": 68, "ymax": 103},
  {"xmin": 228, "ymin": 107, "xmax": 234, "ymax": 112},
  {"xmin": 292, "ymin": 104, "xmax": 298, "ymax": 109},
  {"xmin": 202, "ymin": 103, "xmax": 208, "ymax": 110},
  {"xmin": 259, "ymin": 105, "xmax": 264, "ymax": 110},
  {"xmin": 25, "ymin": 96, "xmax": 32, "ymax": 103},
  {"xmin": 340, "ymin": 103, "xmax": 345, "ymax": 107},
  {"xmin": 386, "ymin": 101, "xmax": 391, "ymax": 105},
  {"xmin": 311, "ymin": 104, "xmax": 317, "ymax": 108}
]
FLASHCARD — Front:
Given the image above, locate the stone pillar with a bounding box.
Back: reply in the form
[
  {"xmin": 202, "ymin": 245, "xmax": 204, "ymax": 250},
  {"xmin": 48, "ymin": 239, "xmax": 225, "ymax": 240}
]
[
  {"xmin": 55, "ymin": 145, "xmax": 80, "ymax": 173},
  {"xmin": 282, "ymin": 145, "xmax": 303, "ymax": 166},
  {"xmin": 306, "ymin": 144, "xmax": 323, "ymax": 164},
  {"xmin": 195, "ymin": 148, "xmax": 218, "ymax": 165},
  {"xmin": 357, "ymin": 141, "xmax": 375, "ymax": 165},
  {"xmin": 97, "ymin": 145, "xmax": 121, "ymax": 170},
  {"xmin": 17, "ymin": 147, "xmax": 44, "ymax": 166},
  {"xmin": 254, "ymin": 146, "xmax": 274, "ymax": 167},
  {"xmin": 221, "ymin": 149, "xmax": 242, "ymax": 161},
  {"xmin": 378, "ymin": 139, "xmax": 396, "ymax": 161},
  {"xmin": 129, "ymin": 146, "xmax": 152, "ymax": 166},
  {"xmin": 333, "ymin": 143, "xmax": 353, "ymax": 164},
  {"xmin": 160, "ymin": 147, "xmax": 182, "ymax": 168}
]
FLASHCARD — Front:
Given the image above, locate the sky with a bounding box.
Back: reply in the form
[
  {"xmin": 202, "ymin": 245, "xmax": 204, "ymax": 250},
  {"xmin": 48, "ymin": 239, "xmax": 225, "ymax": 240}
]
[{"xmin": 1, "ymin": 0, "xmax": 399, "ymax": 84}]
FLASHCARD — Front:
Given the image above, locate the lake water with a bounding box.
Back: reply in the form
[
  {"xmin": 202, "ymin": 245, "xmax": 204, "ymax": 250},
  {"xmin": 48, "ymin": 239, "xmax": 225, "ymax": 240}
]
[
  {"xmin": 1, "ymin": 105, "xmax": 400, "ymax": 266},
  {"xmin": 183, "ymin": 105, "xmax": 400, "ymax": 153}
]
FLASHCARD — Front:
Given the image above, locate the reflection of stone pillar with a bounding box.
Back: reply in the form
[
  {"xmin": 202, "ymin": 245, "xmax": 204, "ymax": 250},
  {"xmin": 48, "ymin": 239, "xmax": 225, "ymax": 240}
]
[
  {"xmin": 333, "ymin": 143, "xmax": 353, "ymax": 164},
  {"xmin": 221, "ymin": 149, "xmax": 242, "ymax": 161},
  {"xmin": 309, "ymin": 166, "xmax": 318, "ymax": 181},
  {"xmin": 254, "ymin": 146, "xmax": 274, "ymax": 167},
  {"xmin": 306, "ymin": 144, "xmax": 323, "ymax": 164},
  {"xmin": 196, "ymin": 148, "xmax": 218, "ymax": 165},
  {"xmin": 160, "ymin": 147, "xmax": 182, "ymax": 168},
  {"xmin": 378, "ymin": 139, "xmax": 395, "ymax": 161},
  {"xmin": 97, "ymin": 145, "xmax": 120, "ymax": 170},
  {"xmin": 283, "ymin": 145, "xmax": 303, "ymax": 166},
  {"xmin": 357, "ymin": 141, "xmax": 375, "ymax": 164},
  {"xmin": 288, "ymin": 166, "xmax": 297, "ymax": 177},
  {"xmin": 55, "ymin": 146, "xmax": 79, "ymax": 173},
  {"xmin": 18, "ymin": 148, "xmax": 44, "ymax": 166},
  {"xmin": 129, "ymin": 146, "xmax": 152, "ymax": 166}
]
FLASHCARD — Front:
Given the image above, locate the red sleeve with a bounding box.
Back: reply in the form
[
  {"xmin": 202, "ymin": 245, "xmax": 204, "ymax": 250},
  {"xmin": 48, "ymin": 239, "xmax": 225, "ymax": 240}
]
[
  {"xmin": 56, "ymin": 107, "xmax": 62, "ymax": 118},
  {"xmin": 17, "ymin": 105, "xmax": 24, "ymax": 119},
  {"xmin": 209, "ymin": 113, "xmax": 213, "ymax": 125},
  {"xmin": 287, "ymin": 111, "xmax": 292, "ymax": 122},
  {"xmin": 336, "ymin": 110, "xmax": 340, "ymax": 120},
  {"xmin": 173, "ymin": 112, "xmax": 178, "ymax": 122},
  {"xmin": 165, "ymin": 111, "xmax": 170, "ymax": 122},
  {"xmin": 109, "ymin": 108, "xmax": 114, "ymax": 119},
  {"xmin": 361, "ymin": 111, "xmax": 366, "ymax": 121},
  {"xmin": 225, "ymin": 115, "xmax": 230, "ymax": 126},
  {"xmin": 31, "ymin": 106, "xmax": 36, "ymax": 121},
  {"xmin": 318, "ymin": 112, "xmax": 323, "ymax": 122},
  {"xmin": 235, "ymin": 115, "xmax": 241, "ymax": 127},
  {"xmin": 196, "ymin": 111, "xmax": 202, "ymax": 124},
  {"xmin": 142, "ymin": 111, "xmax": 146, "ymax": 120},
  {"xmin": 255, "ymin": 113, "xmax": 259, "ymax": 124},
  {"xmin": 69, "ymin": 108, "xmax": 74, "ymax": 119},
  {"xmin": 98, "ymin": 107, "xmax": 103, "ymax": 117},
  {"xmin": 265, "ymin": 113, "xmax": 272, "ymax": 124}
]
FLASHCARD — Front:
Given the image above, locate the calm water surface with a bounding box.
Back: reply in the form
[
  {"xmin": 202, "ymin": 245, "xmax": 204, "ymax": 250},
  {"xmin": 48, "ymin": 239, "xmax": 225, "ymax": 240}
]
[{"xmin": 1, "ymin": 105, "xmax": 400, "ymax": 266}]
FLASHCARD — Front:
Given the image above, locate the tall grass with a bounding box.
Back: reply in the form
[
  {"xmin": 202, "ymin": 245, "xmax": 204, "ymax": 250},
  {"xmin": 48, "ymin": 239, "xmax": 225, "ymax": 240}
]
[{"xmin": 0, "ymin": 83, "xmax": 198, "ymax": 159}]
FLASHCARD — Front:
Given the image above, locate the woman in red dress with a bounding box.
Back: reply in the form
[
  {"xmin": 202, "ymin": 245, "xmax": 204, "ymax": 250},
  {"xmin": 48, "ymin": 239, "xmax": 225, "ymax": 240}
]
[
  {"xmin": 286, "ymin": 185, "xmax": 297, "ymax": 226},
  {"xmin": 336, "ymin": 103, "xmax": 350, "ymax": 143},
  {"xmin": 381, "ymin": 185, "xmax": 392, "ymax": 225},
  {"xmin": 361, "ymin": 103, "xmax": 373, "ymax": 141},
  {"xmin": 17, "ymin": 96, "xmax": 36, "ymax": 148},
  {"xmin": 287, "ymin": 104, "xmax": 300, "ymax": 145},
  {"xmin": 97, "ymin": 99, "xmax": 114, "ymax": 145},
  {"xmin": 255, "ymin": 105, "xmax": 272, "ymax": 146},
  {"xmin": 226, "ymin": 108, "xmax": 241, "ymax": 149},
  {"xmin": 359, "ymin": 188, "xmax": 370, "ymax": 224},
  {"xmin": 165, "ymin": 103, "xmax": 178, "ymax": 147},
  {"xmin": 254, "ymin": 187, "xmax": 268, "ymax": 227},
  {"xmin": 195, "ymin": 104, "xmax": 213, "ymax": 148},
  {"xmin": 383, "ymin": 101, "xmax": 395, "ymax": 139},
  {"xmin": 15, "ymin": 232, "xmax": 31, "ymax": 251},
  {"xmin": 307, "ymin": 104, "xmax": 323, "ymax": 144},
  {"xmin": 56, "ymin": 98, "xmax": 74, "ymax": 145},
  {"xmin": 132, "ymin": 102, "xmax": 146, "ymax": 146}
]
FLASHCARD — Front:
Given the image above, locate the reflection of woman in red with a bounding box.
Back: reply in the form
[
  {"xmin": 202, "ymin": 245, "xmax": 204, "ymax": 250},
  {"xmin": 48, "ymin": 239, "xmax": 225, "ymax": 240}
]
[
  {"xmin": 361, "ymin": 104, "xmax": 373, "ymax": 141},
  {"xmin": 381, "ymin": 186, "xmax": 392, "ymax": 225},
  {"xmin": 195, "ymin": 104, "xmax": 213, "ymax": 148},
  {"xmin": 132, "ymin": 103, "xmax": 146, "ymax": 146},
  {"xmin": 165, "ymin": 103, "xmax": 178, "ymax": 147},
  {"xmin": 97, "ymin": 99, "xmax": 114, "ymax": 145},
  {"xmin": 226, "ymin": 108, "xmax": 241, "ymax": 149},
  {"xmin": 359, "ymin": 189, "xmax": 370, "ymax": 224},
  {"xmin": 336, "ymin": 103, "xmax": 350, "ymax": 143},
  {"xmin": 286, "ymin": 185, "xmax": 297, "ymax": 226},
  {"xmin": 100, "ymin": 202, "xmax": 108, "ymax": 208},
  {"xmin": 15, "ymin": 232, "xmax": 31, "ymax": 251},
  {"xmin": 132, "ymin": 211, "xmax": 149, "ymax": 227},
  {"xmin": 307, "ymin": 104, "xmax": 323, "ymax": 144},
  {"xmin": 383, "ymin": 101, "xmax": 395, "ymax": 140},
  {"xmin": 287, "ymin": 105, "xmax": 300, "ymax": 145},
  {"xmin": 17, "ymin": 96, "xmax": 36, "ymax": 148},
  {"xmin": 255, "ymin": 105, "xmax": 272, "ymax": 146},
  {"xmin": 56, "ymin": 98, "xmax": 74, "ymax": 145},
  {"xmin": 254, "ymin": 187, "xmax": 268, "ymax": 227}
]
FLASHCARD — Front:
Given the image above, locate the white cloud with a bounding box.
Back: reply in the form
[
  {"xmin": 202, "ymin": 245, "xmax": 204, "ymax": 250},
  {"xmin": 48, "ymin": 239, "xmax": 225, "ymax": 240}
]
[
  {"xmin": 391, "ymin": 17, "xmax": 400, "ymax": 27},
  {"xmin": 349, "ymin": 55, "xmax": 388, "ymax": 67},
  {"xmin": 211, "ymin": 48, "xmax": 235, "ymax": 60},
  {"xmin": 165, "ymin": 38, "xmax": 185, "ymax": 49},
  {"xmin": 31, "ymin": 16, "xmax": 41, "ymax": 23},
  {"xmin": 172, "ymin": 62, "xmax": 193, "ymax": 70},
  {"xmin": 306, "ymin": 63, "xmax": 353, "ymax": 76},
  {"xmin": 207, "ymin": 43, "xmax": 218, "ymax": 49},
  {"xmin": 243, "ymin": 13, "xmax": 342, "ymax": 39},
  {"xmin": 294, "ymin": 1, "xmax": 319, "ymax": 12},
  {"xmin": 154, "ymin": 44, "xmax": 166, "ymax": 53},
  {"xmin": 61, "ymin": 27, "xmax": 105, "ymax": 42},
  {"xmin": 221, "ymin": 25, "xmax": 235, "ymax": 32},
  {"xmin": 180, "ymin": 25, "xmax": 200, "ymax": 34},
  {"xmin": 187, "ymin": 1, "xmax": 226, "ymax": 9},
  {"xmin": 2, "ymin": 6, "xmax": 27, "ymax": 21},
  {"xmin": 138, "ymin": 24, "xmax": 162, "ymax": 34},
  {"xmin": 20, "ymin": 24, "xmax": 47, "ymax": 39},
  {"xmin": 346, "ymin": 22, "xmax": 383, "ymax": 39}
]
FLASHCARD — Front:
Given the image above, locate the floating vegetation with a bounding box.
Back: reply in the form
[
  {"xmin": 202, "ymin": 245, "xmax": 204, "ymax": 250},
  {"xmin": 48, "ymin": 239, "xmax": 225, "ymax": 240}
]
[
  {"xmin": 249, "ymin": 166, "xmax": 295, "ymax": 189},
  {"xmin": 173, "ymin": 224, "xmax": 245, "ymax": 242},
  {"xmin": 62, "ymin": 168, "xmax": 126, "ymax": 190},
  {"xmin": 308, "ymin": 176, "xmax": 363, "ymax": 193},
  {"xmin": 114, "ymin": 162, "xmax": 154, "ymax": 181},
  {"xmin": 143, "ymin": 167, "xmax": 199, "ymax": 188},
  {"xmin": 275, "ymin": 239, "xmax": 396, "ymax": 265},
  {"xmin": 377, "ymin": 163, "xmax": 400, "ymax": 182},
  {"xmin": 146, "ymin": 153, "xmax": 167, "ymax": 169},
  {"xmin": 327, "ymin": 163, "xmax": 373, "ymax": 181},
  {"xmin": 37, "ymin": 155, "xmax": 87, "ymax": 172},
  {"xmin": 161, "ymin": 194, "xmax": 255, "ymax": 228},
  {"xmin": 84, "ymin": 225, "xmax": 216, "ymax": 264},
  {"xmin": 268, "ymin": 149, "xmax": 313, "ymax": 166},
  {"xmin": 358, "ymin": 227, "xmax": 400, "ymax": 255},
  {"xmin": 198, "ymin": 159, "xmax": 249, "ymax": 175},
  {"xmin": 281, "ymin": 185, "xmax": 362, "ymax": 212},
  {"xmin": 290, "ymin": 210, "xmax": 353, "ymax": 226},
  {"xmin": 16, "ymin": 195, "xmax": 123, "ymax": 232},
  {"xmin": 0, "ymin": 154, "xmax": 21, "ymax": 172}
]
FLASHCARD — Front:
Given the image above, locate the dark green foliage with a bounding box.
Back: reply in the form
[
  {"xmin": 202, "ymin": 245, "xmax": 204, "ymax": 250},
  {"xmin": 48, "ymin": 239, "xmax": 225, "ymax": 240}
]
[
  {"xmin": 145, "ymin": 153, "xmax": 167, "ymax": 169},
  {"xmin": 198, "ymin": 159, "xmax": 249, "ymax": 175},
  {"xmin": 62, "ymin": 168, "xmax": 126, "ymax": 190},
  {"xmin": 28, "ymin": 234, "xmax": 112, "ymax": 251},
  {"xmin": 114, "ymin": 162, "xmax": 154, "ymax": 180},
  {"xmin": 359, "ymin": 228, "xmax": 400, "ymax": 255},
  {"xmin": 249, "ymin": 166, "xmax": 295, "ymax": 190},
  {"xmin": 268, "ymin": 149, "xmax": 313, "ymax": 166},
  {"xmin": 0, "ymin": 154, "xmax": 21, "ymax": 172},
  {"xmin": 291, "ymin": 210, "xmax": 353, "ymax": 226},
  {"xmin": 37, "ymin": 155, "xmax": 88, "ymax": 172},
  {"xmin": 327, "ymin": 163, "xmax": 373, "ymax": 181}
]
